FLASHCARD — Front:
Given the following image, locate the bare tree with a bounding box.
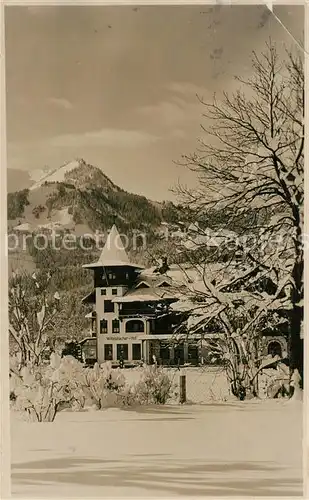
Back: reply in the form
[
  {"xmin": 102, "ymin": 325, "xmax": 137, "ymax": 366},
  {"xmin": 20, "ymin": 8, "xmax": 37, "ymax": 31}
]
[
  {"xmin": 167, "ymin": 252, "xmax": 290, "ymax": 399},
  {"xmin": 177, "ymin": 42, "xmax": 304, "ymax": 383}
]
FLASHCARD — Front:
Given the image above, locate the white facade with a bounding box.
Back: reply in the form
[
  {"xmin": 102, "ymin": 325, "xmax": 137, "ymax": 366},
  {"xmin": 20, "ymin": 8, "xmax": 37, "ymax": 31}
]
[{"xmin": 95, "ymin": 285, "xmax": 148, "ymax": 364}]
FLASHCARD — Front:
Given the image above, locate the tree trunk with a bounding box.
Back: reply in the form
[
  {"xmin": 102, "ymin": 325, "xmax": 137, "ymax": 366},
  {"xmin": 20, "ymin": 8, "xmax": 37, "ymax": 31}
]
[
  {"xmin": 289, "ymin": 254, "xmax": 303, "ymax": 388},
  {"xmin": 289, "ymin": 304, "xmax": 303, "ymax": 386}
]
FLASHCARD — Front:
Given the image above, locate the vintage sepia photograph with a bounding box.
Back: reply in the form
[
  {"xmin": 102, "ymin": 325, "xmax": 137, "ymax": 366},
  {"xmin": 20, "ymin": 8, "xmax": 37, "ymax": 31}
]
[{"xmin": 2, "ymin": 2, "xmax": 305, "ymax": 498}]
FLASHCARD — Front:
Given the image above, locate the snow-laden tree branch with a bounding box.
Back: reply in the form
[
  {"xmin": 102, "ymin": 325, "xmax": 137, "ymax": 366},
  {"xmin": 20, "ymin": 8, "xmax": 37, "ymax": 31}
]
[
  {"xmin": 172, "ymin": 41, "xmax": 303, "ymax": 393},
  {"xmin": 9, "ymin": 271, "xmax": 61, "ymax": 367}
]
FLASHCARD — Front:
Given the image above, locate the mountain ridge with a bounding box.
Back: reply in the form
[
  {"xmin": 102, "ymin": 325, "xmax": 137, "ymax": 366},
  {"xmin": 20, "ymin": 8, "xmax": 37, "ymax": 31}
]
[{"xmin": 7, "ymin": 158, "xmax": 181, "ymax": 235}]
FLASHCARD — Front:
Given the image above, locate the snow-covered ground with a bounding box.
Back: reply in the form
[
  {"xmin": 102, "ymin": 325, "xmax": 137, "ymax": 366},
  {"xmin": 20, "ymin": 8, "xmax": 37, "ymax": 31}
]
[
  {"xmin": 123, "ymin": 366, "xmax": 231, "ymax": 403},
  {"xmin": 11, "ymin": 398, "xmax": 303, "ymax": 497}
]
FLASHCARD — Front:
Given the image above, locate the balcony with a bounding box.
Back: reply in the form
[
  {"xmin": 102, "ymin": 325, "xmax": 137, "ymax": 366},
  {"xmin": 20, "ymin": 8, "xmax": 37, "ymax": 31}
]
[
  {"xmin": 118, "ymin": 305, "xmax": 160, "ymax": 318},
  {"xmin": 119, "ymin": 310, "xmax": 158, "ymax": 319}
]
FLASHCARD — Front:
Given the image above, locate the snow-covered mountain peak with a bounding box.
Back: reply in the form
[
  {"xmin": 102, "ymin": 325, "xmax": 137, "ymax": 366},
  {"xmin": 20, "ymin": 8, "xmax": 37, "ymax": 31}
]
[{"xmin": 29, "ymin": 159, "xmax": 86, "ymax": 191}]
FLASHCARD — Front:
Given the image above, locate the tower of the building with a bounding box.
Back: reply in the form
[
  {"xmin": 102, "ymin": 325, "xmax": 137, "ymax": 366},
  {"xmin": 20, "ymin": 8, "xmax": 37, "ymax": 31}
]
[{"xmin": 82, "ymin": 225, "xmax": 144, "ymax": 362}]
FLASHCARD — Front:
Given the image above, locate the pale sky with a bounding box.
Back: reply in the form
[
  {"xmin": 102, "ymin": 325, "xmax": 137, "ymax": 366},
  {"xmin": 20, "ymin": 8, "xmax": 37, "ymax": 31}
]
[{"xmin": 5, "ymin": 4, "xmax": 304, "ymax": 201}]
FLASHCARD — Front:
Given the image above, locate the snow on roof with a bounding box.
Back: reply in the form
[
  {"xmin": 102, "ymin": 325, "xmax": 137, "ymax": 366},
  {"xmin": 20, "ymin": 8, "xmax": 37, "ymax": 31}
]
[
  {"xmin": 79, "ymin": 337, "xmax": 97, "ymax": 345},
  {"xmin": 135, "ymin": 280, "xmax": 151, "ymax": 289},
  {"xmin": 171, "ymin": 230, "xmax": 187, "ymax": 238},
  {"xmin": 83, "ymin": 260, "xmax": 142, "ymax": 269},
  {"xmin": 140, "ymin": 264, "xmax": 203, "ymax": 288},
  {"xmin": 188, "ymin": 222, "xmax": 199, "ymax": 232},
  {"xmin": 83, "ymin": 261, "xmax": 142, "ymax": 269},
  {"xmin": 82, "ymin": 290, "xmax": 96, "ymax": 303},
  {"xmin": 112, "ymin": 287, "xmax": 179, "ymax": 303},
  {"xmin": 98, "ymin": 225, "xmax": 130, "ymax": 264},
  {"xmin": 38, "ymin": 222, "xmax": 63, "ymax": 230},
  {"xmin": 85, "ymin": 311, "xmax": 96, "ymax": 318},
  {"xmin": 83, "ymin": 225, "xmax": 144, "ymax": 269},
  {"xmin": 136, "ymin": 265, "xmax": 211, "ymax": 298},
  {"xmin": 135, "ymin": 333, "xmax": 222, "ymax": 341},
  {"xmin": 136, "ymin": 272, "xmax": 173, "ymax": 287},
  {"xmin": 170, "ymin": 295, "xmax": 218, "ymax": 314},
  {"xmin": 13, "ymin": 222, "xmax": 32, "ymax": 232},
  {"xmin": 182, "ymin": 227, "xmax": 239, "ymax": 250},
  {"xmin": 183, "ymin": 236, "xmax": 216, "ymax": 249},
  {"xmin": 170, "ymin": 299, "xmax": 194, "ymax": 313},
  {"xmin": 140, "ymin": 260, "xmax": 286, "ymax": 300}
]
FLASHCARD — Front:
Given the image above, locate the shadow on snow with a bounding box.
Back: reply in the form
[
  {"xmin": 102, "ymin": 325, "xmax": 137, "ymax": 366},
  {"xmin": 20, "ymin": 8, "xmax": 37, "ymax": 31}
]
[{"xmin": 11, "ymin": 456, "xmax": 303, "ymax": 497}]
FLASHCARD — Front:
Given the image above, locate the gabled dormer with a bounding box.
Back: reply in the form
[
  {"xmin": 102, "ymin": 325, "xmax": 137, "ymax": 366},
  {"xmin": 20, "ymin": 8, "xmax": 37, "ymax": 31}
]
[
  {"xmin": 135, "ymin": 281, "xmax": 151, "ymax": 290},
  {"xmin": 157, "ymin": 280, "xmax": 171, "ymax": 288}
]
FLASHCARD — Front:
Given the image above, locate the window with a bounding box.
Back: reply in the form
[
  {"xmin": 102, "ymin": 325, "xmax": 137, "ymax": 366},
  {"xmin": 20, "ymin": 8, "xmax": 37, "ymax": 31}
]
[
  {"xmin": 82, "ymin": 339, "xmax": 97, "ymax": 360},
  {"xmin": 125, "ymin": 319, "xmax": 144, "ymax": 333},
  {"xmin": 112, "ymin": 288, "xmax": 118, "ymax": 296},
  {"xmin": 267, "ymin": 341, "xmax": 282, "ymax": 358},
  {"xmin": 104, "ymin": 300, "xmax": 115, "ymax": 313},
  {"xmin": 235, "ymin": 251, "xmax": 242, "ymax": 263},
  {"xmin": 174, "ymin": 344, "xmax": 185, "ymax": 365},
  {"xmin": 117, "ymin": 344, "xmax": 128, "ymax": 360},
  {"xmin": 104, "ymin": 344, "xmax": 113, "ymax": 361},
  {"xmin": 132, "ymin": 343, "xmax": 142, "ymax": 360},
  {"xmin": 101, "ymin": 289, "xmax": 107, "ymax": 296},
  {"xmin": 188, "ymin": 344, "xmax": 199, "ymax": 365},
  {"xmin": 112, "ymin": 319, "xmax": 120, "ymax": 333},
  {"xmin": 108, "ymin": 273, "xmax": 116, "ymax": 280},
  {"xmin": 100, "ymin": 319, "xmax": 108, "ymax": 334},
  {"xmin": 159, "ymin": 343, "xmax": 170, "ymax": 361}
]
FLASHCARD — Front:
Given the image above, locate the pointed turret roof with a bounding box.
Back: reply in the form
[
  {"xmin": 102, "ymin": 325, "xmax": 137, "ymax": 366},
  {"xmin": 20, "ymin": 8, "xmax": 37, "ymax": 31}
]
[
  {"xmin": 99, "ymin": 225, "xmax": 130, "ymax": 265},
  {"xmin": 83, "ymin": 225, "xmax": 144, "ymax": 269}
]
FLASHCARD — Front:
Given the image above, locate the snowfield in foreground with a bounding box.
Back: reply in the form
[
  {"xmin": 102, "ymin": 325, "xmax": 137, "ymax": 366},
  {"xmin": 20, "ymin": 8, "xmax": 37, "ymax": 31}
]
[{"xmin": 11, "ymin": 400, "xmax": 302, "ymax": 497}]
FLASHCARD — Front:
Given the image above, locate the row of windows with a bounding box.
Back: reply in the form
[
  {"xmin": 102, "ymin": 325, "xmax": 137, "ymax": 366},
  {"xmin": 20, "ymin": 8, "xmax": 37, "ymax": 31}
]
[
  {"xmin": 101, "ymin": 288, "xmax": 118, "ymax": 296},
  {"xmin": 104, "ymin": 343, "xmax": 142, "ymax": 361},
  {"xmin": 102, "ymin": 272, "xmax": 130, "ymax": 282},
  {"xmin": 100, "ymin": 319, "xmax": 120, "ymax": 334},
  {"xmin": 100, "ymin": 319, "xmax": 145, "ymax": 334}
]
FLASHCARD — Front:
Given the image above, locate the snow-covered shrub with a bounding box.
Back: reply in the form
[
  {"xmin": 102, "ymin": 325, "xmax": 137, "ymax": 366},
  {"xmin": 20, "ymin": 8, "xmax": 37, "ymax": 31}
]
[
  {"xmin": 81, "ymin": 362, "xmax": 126, "ymax": 409},
  {"xmin": 207, "ymin": 335, "xmax": 287, "ymax": 400},
  {"xmin": 258, "ymin": 362, "xmax": 290, "ymax": 399},
  {"xmin": 10, "ymin": 353, "xmax": 85, "ymax": 422},
  {"xmin": 289, "ymin": 369, "xmax": 302, "ymax": 401},
  {"xmin": 9, "ymin": 271, "xmax": 61, "ymax": 367},
  {"xmin": 131, "ymin": 365, "xmax": 176, "ymax": 405}
]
